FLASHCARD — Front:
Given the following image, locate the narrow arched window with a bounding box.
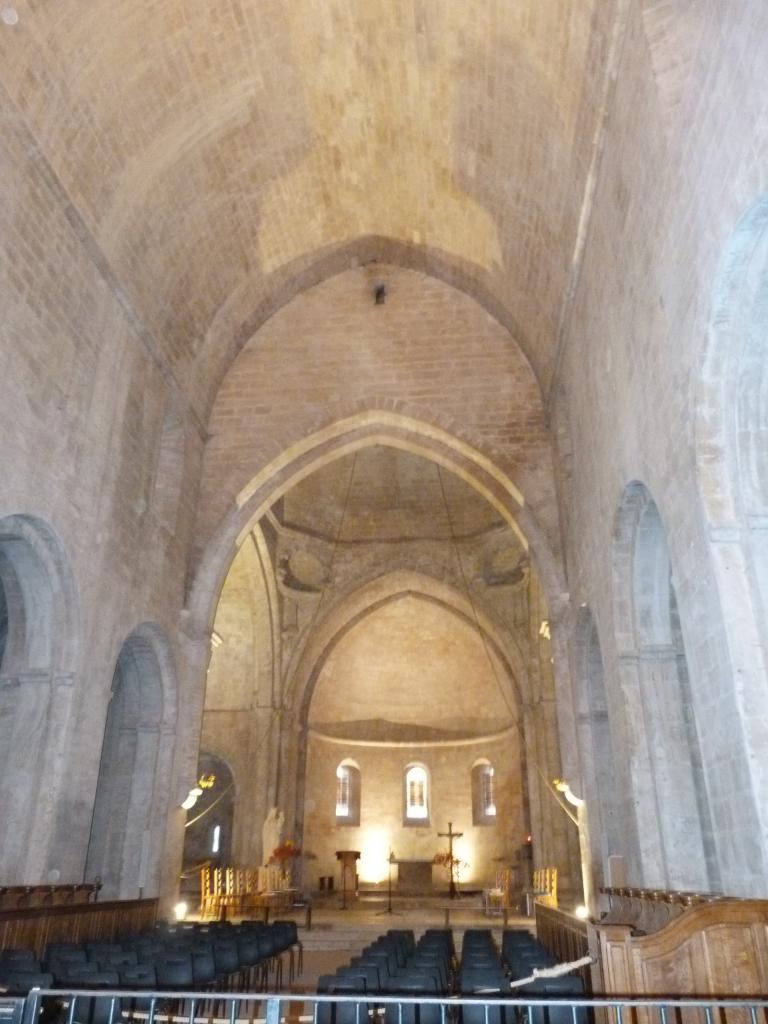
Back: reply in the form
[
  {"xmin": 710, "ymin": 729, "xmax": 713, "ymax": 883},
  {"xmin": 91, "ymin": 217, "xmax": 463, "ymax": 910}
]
[
  {"xmin": 472, "ymin": 760, "xmax": 496, "ymax": 825},
  {"xmin": 335, "ymin": 760, "xmax": 361, "ymax": 826},
  {"xmin": 404, "ymin": 764, "xmax": 429, "ymax": 825}
]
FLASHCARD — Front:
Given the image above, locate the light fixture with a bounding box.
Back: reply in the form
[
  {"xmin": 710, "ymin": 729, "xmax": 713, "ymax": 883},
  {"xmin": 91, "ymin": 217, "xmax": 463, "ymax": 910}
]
[
  {"xmin": 181, "ymin": 786, "xmax": 204, "ymax": 811},
  {"xmin": 553, "ymin": 778, "xmax": 584, "ymax": 809},
  {"xmin": 539, "ymin": 619, "xmax": 551, "ymax": 640},
  {"xmin": 174, "ymin": 901, "xmax": 188, "ymax": 921},
  {"xmin": 210, "ymin": 630, "xmax": 223, "ymax": 649},
  {"xmin": 574, "ymin": 904, "xmax": 589, "ymax": 920},
  {"xmin": 1, "ymin": 6, "xmax": 19, "ymax": 26}
]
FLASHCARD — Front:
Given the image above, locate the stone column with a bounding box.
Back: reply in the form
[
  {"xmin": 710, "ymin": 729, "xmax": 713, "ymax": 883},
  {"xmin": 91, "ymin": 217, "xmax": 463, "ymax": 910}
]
[
  {"xmin": 120, "ymin": 725, "xmax": 161, "ymax": 898},
  {"xmin": 158, "ymin": 626, "xmax": 209, "ymax": 914}
]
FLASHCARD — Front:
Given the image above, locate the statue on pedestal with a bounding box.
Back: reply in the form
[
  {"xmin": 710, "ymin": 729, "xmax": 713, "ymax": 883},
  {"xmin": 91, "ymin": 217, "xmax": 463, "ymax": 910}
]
[{"xmin": 261, "ymin": 806, "xmax": 284, "ymax": 866}]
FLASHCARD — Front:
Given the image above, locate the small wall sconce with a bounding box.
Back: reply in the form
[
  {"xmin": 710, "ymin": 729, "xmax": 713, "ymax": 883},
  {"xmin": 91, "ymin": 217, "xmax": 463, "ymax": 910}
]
[{"xmin": 181, "ymin": 786, "xmax": 204, "ymax": 811}]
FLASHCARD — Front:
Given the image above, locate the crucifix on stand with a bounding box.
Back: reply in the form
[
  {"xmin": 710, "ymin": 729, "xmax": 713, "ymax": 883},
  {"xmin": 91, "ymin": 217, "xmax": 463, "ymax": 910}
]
[{"xmin": 438, "ymin": 821, "xmax": 463, "ymax": 899}]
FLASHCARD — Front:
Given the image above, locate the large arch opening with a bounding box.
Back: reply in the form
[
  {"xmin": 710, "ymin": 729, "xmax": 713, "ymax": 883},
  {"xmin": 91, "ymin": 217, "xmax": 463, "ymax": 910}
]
[
  {"xmin": 0, "ymin": 515, "xmax": 77, "ymax": 882},
  {"xmin": 85, "ymin": 624, "xmax": 175, "ymax": 899},
  {"xmin": 612, "ymin": 482, "xmax": 717, "ymax": 891},
  {"xmin": 187, "ymin": 441, "xmax": 580, "ymax": 907}
]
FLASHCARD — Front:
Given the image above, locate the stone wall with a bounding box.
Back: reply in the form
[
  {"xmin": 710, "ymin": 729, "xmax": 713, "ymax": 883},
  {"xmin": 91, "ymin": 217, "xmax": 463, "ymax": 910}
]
[
  {"xmin": 0, "ymin": 98, "xmax": 202, "ymax": 897},
  {"xmin": 302, "ymin": 731, "xmax": 525, "ymax": 892},
  {"xmin": 554, "ymin": 1, "xmax": 768, "ymax": 895}
]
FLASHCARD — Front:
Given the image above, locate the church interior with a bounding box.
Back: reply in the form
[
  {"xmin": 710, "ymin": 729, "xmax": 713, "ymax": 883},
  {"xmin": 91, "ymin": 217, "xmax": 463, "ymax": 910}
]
[{"xmin": 2, "ymin": 0, "xmax": 768, "ymax": 1006}]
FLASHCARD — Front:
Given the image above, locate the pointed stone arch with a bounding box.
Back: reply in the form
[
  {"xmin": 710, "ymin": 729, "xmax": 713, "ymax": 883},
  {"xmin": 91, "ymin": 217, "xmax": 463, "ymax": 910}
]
[
  {"xmin": 85, "ymin": 622, "xmax": 178, "ymax": 899},
  {"xmin": 611, "ymin": 482, "xmax": 717, "ymax": 891},
  {"xmin": 178, "ymin": 414, "xmax": 574, "ymax": 902},
  {"xmin": 0, "ymin": 514, "xmax": 78, "ymax": 882},
  {"xmin": 187, "ymin": 411, "xmax": 565, "ymax": 643},
  {"xmin": 198, "ymin": 235, "xmax": 537, "ymax": 413},
  {"xmin": 286, "ymin": 568, "xmax": 529, "ymax": 724}
]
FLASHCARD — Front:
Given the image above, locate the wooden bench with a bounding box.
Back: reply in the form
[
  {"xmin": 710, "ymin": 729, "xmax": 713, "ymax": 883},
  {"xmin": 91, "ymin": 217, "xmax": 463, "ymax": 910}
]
[
  {"xmin": 591, "ymin": 898, "xmax": 768, "ymax": 1009},
  {"xmin": 0, "ymin": 897, "xmax": 157, "ymax": 958}
]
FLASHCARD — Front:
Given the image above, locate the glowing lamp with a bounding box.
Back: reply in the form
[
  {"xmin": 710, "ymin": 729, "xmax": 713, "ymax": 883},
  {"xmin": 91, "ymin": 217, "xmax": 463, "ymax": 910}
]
[{"xmin": 181, "ymin": 786, "xmax": 204, "ymax": 810}]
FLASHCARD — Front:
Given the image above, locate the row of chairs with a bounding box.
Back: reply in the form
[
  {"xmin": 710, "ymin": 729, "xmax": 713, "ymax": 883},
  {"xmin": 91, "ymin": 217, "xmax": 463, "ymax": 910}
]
[
  {"xmin": 0, "ymin": 918, "xmax": 302, "ymax": 995},
  {"xmin": 314, "ymin": 928, "xmax": 587, "ymax": 1024},
  {"xmin": 317, "ymin": 928, "xmax": 455, "ymax": 1023},
  {"xmin": 501, "ymin": 929, "xmax": 587, "ymax": 1024},
  {"xmin": 458, "ymin": 928, "xmax": 509, "ymax": 994}
]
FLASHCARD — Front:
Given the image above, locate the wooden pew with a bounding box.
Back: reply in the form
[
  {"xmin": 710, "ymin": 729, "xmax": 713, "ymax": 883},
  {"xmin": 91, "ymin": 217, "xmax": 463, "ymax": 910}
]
[
  {"xmin": 591, "ymin": 898, "xmax": 768, "ymax": 1019},
  {"xmin": 0, "ymin": 883, "xmax": 101, "ymax": 912},
  {"xmin": 0, "ymin": 898, "xmax": 157, "ymax": 959}
]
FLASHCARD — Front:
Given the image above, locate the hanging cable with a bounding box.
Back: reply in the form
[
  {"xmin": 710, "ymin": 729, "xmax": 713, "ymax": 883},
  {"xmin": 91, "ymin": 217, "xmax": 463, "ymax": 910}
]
[
  {"xmin": 434, "ymin": 463, "xmax": 576, "ymax": 823},
  {"xmin": 272, "ymin": 450, "xmax": 359, "ymax": 795},
  {"xmin": 184, "ymin": 783, "xmax": 235, "ymax": 828},
  {"xmin": 296, "ymin": 450, "xmax": 359, "ymax": 643}
]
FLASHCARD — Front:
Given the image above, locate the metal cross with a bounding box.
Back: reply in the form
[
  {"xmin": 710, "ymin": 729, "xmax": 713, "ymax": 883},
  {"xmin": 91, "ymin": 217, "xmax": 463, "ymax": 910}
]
[{"xmin": 438, "ymin": 821, "xmax": 464, "ymax": 899}]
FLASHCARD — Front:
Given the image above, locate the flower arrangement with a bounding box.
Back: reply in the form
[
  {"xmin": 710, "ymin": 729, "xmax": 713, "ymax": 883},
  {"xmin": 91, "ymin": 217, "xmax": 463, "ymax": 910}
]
[
  {"xmin": 270, "ymin": 839, "xmax": 302, "ymax": 864},
  {"xmin": 433, "ymin": 850, "xmax": 468, "ymax": 876}
]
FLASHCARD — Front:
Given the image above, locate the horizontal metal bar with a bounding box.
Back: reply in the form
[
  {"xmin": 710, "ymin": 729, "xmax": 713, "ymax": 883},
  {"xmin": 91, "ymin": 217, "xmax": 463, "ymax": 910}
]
[{"xmin": 28, "ymin": 989, "xmax": 768, "ymax": 1010}]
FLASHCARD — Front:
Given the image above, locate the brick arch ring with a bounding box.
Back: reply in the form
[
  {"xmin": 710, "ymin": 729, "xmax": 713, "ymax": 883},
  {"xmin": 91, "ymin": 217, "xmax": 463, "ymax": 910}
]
[{"xmin": 184, "ymin": 410, "xmax": 567, "ymax": 642}]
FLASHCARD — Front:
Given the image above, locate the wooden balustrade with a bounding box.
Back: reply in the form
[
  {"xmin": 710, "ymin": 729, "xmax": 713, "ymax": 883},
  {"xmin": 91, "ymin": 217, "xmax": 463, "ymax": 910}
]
[
  {"xmin": 534, "ymin": 903, "xmax": 593, "ymax": 991},
  {"xmin": 0, "ymin": 898, "xmax": 157, "ymax": 958},
  {"xmin": 531, "ymin": 867, "xmax": 558, "ymax": 908},
  {"xmin": 200, "ymin": 866, "xmax": 298, "ymax": 921}
]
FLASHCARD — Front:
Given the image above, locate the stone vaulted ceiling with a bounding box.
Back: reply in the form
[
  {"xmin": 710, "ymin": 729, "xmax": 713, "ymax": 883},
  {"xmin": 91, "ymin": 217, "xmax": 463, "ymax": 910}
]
[{"xmin": 0, "ymin": 0, "xmax": 613, "ymax": 413}]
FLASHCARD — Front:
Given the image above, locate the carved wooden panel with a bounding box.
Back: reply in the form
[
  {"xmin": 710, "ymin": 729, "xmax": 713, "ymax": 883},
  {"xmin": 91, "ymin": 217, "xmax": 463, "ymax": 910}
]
[{"xmin": 593, "ymin": 899, "xmax": 768, "ymax": 1006}]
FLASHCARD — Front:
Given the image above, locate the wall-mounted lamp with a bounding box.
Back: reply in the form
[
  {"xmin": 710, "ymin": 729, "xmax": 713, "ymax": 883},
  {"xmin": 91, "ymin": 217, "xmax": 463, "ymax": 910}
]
[
  {"xmin": 174, "ymin": 901, "xmax": 188, "ymax": 921},
  {"xmin": 181, "ymin": 786, "xmax": 204, "ymax": 811},
  {"xmin": 553, "ymin": 778, "xmax": 584, "ymax": 809},
  {"xmin": 539, "ymin": 619, "xmax": 551, "ymax": 640}
]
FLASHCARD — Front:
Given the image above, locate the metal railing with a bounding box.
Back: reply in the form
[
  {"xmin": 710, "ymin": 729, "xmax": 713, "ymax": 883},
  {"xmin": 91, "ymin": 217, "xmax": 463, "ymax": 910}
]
[{"xmin": 13, "ymin": 989, "xmax": 768, "ymax": 1024}]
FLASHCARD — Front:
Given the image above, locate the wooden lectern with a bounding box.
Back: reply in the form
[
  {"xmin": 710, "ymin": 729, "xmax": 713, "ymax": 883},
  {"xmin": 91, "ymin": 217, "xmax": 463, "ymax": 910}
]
[{"xmin": 335, "ymin": 850, "xmax": 361, "ymax": 909}]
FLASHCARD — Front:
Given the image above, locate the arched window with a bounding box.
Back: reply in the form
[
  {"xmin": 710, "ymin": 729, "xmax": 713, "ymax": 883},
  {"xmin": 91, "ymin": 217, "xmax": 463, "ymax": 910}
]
[
  {"xmin": 471, "ymin": 760, "xmax": 496, "ymax": 825},
  {"xmin": 182, "ymin": 753, "xmax": 235, "ymax": 869},
  {"xmin": 335, "ymin": 759, "xmax": 361, "ymax": 826},
  {"xmin": 404, "ymin": 763, "xmax": 429, "ymax": 824}
]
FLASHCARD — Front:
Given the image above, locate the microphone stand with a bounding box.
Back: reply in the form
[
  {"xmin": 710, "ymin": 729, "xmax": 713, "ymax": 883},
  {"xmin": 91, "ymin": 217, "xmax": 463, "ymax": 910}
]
[{"xmin": 376, "ymin": 849, "xmax": 400, "ymax": 916}]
